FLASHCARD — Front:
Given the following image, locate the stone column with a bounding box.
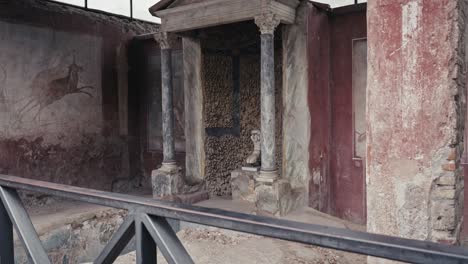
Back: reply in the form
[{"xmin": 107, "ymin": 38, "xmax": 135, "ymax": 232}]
[
  {"xmin": 253, "ymin": 12, "xmax": 296, "ymax": 217},
  {"xmin": 154, "ymin": 31, "xmax": 177, "ymax": 172},
  {"xmin": 255, "ymin": 12, "xmax": 280, "ymax": 183},
  {"xmin": 152, "ymin": 31, "xmax": 183, "ymax": 198}
]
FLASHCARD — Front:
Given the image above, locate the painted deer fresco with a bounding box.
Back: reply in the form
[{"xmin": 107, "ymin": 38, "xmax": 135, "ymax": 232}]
[{"xmin": 16, "ymin": 54, "xmax": 94, "ymax": 122}]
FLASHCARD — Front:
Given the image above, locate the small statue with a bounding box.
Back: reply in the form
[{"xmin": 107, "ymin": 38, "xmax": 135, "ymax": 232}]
[{"xmin": 245, "ymin": 130, "xmax": 261, "ymax": 166}]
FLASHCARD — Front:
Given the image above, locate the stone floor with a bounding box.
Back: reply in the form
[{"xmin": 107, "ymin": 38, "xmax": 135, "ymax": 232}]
[{"xmin": 110, "ymin": 197, "xmax": 366, "ymax": 264}]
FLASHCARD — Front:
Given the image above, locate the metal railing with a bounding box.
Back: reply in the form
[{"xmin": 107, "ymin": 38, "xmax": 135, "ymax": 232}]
[{"xmin": 0, "ymin": 174, "xmax": 467, "ymax": 264}]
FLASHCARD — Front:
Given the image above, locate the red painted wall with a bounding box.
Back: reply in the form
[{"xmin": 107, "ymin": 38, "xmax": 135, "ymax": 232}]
[
  {"xmin": 366, "ymin": 0, "xmax": 465, "ymax": 242},
  {"xmin": 308, "ymin": 5, "xmax": 331, "ymax": 213},
  {"xmin": 329, "ymin": 7, "xmax": 367, "ymax": 224},
  {"xmin": 308, "ymin": 4, "xmax": 367, "ymax": 224}
]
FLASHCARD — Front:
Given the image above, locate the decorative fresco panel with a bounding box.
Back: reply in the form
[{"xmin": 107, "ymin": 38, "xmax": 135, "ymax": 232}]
[{"xmin": 0, "ymin": 21, "xmax": 103, "ymax": 145}]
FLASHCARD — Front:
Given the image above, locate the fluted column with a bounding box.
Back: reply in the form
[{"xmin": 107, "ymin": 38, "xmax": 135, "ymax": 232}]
[
  {"xmin": 154, "ymin": 31, "xmax": 177, "ymax": 172},
  {"xmin": 255, "ymin": 12, "xmax": 280, "ymax": 183}
]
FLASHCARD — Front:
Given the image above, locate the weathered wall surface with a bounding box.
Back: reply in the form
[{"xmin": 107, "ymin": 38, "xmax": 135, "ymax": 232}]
[
  {"xmin": 307, "ymin": 4, "xmax": 367, "ymax": 224},
  {"xmin": 183, "ymin": 37, "xmax": 205, "ymax": 183},
  {"xmin": 282, "ymin": 1, "xmax": 310, "ymax": 200},
  {"xmin": 367, "ymin": 0, "xmax": 466, "ymax": 246},
  {"xmin": 308, "ymin": 4, "xmax": 331, "ymax": 213},
  {"xmin": 329, "ymin": 8, "xmax": 367, "ymax": 224},
  {"xmin": 203, "ymin": 51, "xmax": 283, "ymax": 196},
  {"xmin": 462, "ymin": 24, "xmax": 468, "ymax": 244},
  {"xmin": 0, "ymin": 0, "xmax": 157, "ymax": 190}
]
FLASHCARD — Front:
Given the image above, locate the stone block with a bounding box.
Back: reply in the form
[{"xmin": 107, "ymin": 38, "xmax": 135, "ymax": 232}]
[
  {"xmin": 437, "ymin": 174, "xmax": 456, "ymax": 186},
  {"xmin": 432, "ymin": 186, "xmax": 456, "ymax": 200},
  {"xmin": 280, "ymin": 186, "xmax": 307, "ymax": 215},
  {"xmin": 431, "ymin": 200, "xmax": 456, "ymax": 231},
  {"xmin": 442, "ymin": 161, "xmax": 456, "ymax": 172},
  {"xmin": 152, "ymin": 168, "xmax": 184, "ymax": 198},
  {"xmin": 176, "ymin": 191, "xmax": 210, "ymax": 204},
  {"xmin": 431, "ymin": 230, "xmax": 457, "ymax": 245},
  {"xmin": 255, "ymin": 180, "xmax": 305, "ymax": 216},
  {"xmin": 447, "ymin": 148, "xmax": 457, "ymax": 161},
  {"xmin": 231, "ymin": 169, "xmax": 257, "ymax": 203}
]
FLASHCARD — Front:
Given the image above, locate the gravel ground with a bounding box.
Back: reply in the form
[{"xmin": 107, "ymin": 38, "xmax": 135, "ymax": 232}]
[{"xmin": 111, "ymin": 228, "xmax": 365, "ymax": 264}]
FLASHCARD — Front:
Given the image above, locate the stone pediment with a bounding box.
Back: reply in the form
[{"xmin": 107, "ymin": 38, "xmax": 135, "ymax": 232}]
[{"xmin": 149, "ymin": 0, "xmax": 300, "ymax": 33}]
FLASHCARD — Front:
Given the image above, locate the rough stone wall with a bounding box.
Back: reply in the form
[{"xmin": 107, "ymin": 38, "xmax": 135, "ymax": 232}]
[
  {"xmin": 0, "ymin": 0, "xmax": 157, "ymax": 191},
  {"xmin": 367, "ymin": 0, "xmax": 466, "ymax": 246},
  {"xmin": 204, "ymin": 55, "xmax": 234, "ymax": 128},
  {"xmin": 203, "ymin": 54, "xmax": 241, "ymax": 195},
  {"xmin": 203, "ymin": 52, "xmax": 283, "ymax": 196}
]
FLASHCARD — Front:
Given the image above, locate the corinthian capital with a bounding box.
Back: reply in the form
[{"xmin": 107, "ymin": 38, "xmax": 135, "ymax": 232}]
[
  {"xmin": 153, "ymin": 30, "xmax": 177, "ymax": 49},
  {"xmin": 254, "ymin": 12, "xmax": 280, "ymax": 35}
]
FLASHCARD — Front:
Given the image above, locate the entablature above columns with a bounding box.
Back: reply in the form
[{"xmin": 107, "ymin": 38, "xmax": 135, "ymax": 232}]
[
  {"xmin": 153, "ymin": 30, "xmax": 178, "ymax": 49},
  {"xmin": 150, "ymin": 0, "xmax": 300, "ymax": 33}
]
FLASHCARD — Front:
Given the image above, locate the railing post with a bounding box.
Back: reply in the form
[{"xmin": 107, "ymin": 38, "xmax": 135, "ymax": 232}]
[
  {"xmin": 136, "ymin": 215, "xmax": 157, "ymax": 264},
  {"xmin": 0, "ymin": 198, "xmax": 14, "ymax": 264}
]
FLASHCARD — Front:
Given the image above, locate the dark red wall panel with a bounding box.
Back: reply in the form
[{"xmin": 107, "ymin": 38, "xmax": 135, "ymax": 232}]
[
  {"xmin": 329, "ymin": 9, "xmax": 367, "ymax": 224},
  {"xmin": 308, "ymin": 5, "xmax": 367, "ymax": 224},
  {"xmin": 308, "ymin": 5, "xmax": 331, "ymax": 213}
]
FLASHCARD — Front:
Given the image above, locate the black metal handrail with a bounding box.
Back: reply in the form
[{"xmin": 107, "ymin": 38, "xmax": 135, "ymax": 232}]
[{"xmin": 0, "ymin": 174, "xmax": 467, "ymax": 264}]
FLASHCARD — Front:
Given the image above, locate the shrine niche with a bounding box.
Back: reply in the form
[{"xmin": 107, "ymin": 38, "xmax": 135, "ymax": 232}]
[{"xmin": 150, "ymin": 0, "xmax": 310, "ymax": 216}]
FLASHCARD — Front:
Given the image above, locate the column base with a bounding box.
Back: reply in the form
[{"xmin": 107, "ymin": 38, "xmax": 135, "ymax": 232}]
[
  {"xmin": 255, "ymin": 179, "xmax": 306, "ymax": 217},
  {"xmin": 231, "ymin": 169, "xmax": 258, "ymax": 203},
  {"xmin": 152, "ymin": 163, "xmax": 183, "ymax": 198},
  {"xmin": 159, "ymin": 161, "xmax": 179, "ymax": 173},
  {"xmin": 255, "ymin": 170, "xmax": 279, "ymax": 184}
]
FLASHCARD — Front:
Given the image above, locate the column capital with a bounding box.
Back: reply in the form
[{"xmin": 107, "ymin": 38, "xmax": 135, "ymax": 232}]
[
  {"xmin": 153, "ymin": 30, "xmax": 177, "ymax": 49},
  {"xmin": 254, "ymin": 11, "xmax": 280, "ymax": 35}
]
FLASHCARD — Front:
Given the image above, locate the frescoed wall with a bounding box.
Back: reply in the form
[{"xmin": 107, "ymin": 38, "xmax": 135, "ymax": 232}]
[
  {"xmin": 0, "ymin": 0, "xmax": 158, "ymax": 191},
  {"xmin": 0, "ymin": 22, "xmax": 103, "ymax": 145}
]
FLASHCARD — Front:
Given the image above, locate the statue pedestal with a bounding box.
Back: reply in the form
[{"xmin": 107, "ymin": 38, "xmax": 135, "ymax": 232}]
[
  {"xmin": 231, "ymin": 169, "xmax": 258, "ymax": 203},
  {"xmin": 152, "ymin": 166, "xmax": 184, "ymax": 198},
  {"xmin": 232, "ymin": 169, "xmax": 307, "ymax": 216},
  {"xmin": 255, "ymin": 179, "xmax": 307, "ymax": 217}
]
